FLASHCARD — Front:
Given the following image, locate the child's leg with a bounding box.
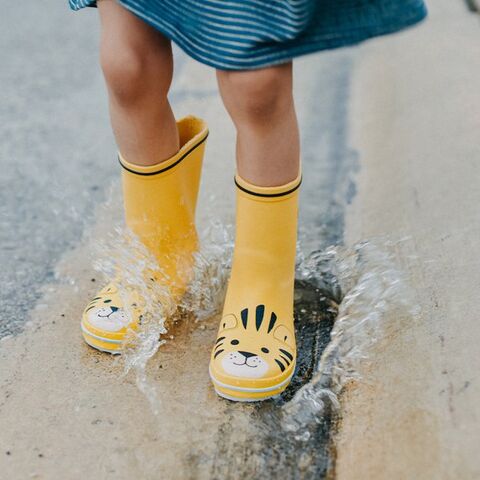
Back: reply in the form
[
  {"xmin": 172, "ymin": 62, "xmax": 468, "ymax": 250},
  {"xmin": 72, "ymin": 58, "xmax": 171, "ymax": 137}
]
[
  {"xmin": 216, "ymin": 63, "xmax": 300, "ymax": 186},
  {"xmin": 210, "ymin": 64, "xmax": 300, "ymax": 401},
  {"xmin": 98, "ymin": 0, "xmax": 178, "ymax": 166}
]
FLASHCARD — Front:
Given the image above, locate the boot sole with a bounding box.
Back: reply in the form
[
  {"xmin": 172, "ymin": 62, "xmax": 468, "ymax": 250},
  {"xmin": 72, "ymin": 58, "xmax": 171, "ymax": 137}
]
[
  {"xmin": 81, "ymin": 321, "xmax": 123, "ymax": 354},
  {"xmin": 209, "ymin": 365, "xmax": 295, "ymax": 402}
]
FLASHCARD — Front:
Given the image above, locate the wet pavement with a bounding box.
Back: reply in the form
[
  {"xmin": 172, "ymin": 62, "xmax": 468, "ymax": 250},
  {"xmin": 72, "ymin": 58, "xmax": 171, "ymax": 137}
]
[
  {"xmin": 0, "ymin": 1, "xmax": 358, "ymax": 478},
  {"xmin": 0, "ymin": 2, "xmax": 355, "ymax": 339},
  {"xmin": 210, "ymin": 282, "xmax": 338, "ymax": 479},
  {"xmin": 3, "ymin": 1, "xmax": 480, "ymax": 479}
]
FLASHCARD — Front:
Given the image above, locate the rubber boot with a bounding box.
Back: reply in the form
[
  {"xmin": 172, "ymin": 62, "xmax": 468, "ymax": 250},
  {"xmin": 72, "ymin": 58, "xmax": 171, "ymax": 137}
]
[
  {"xmin": 81, "ymin": 116, "xmax": 208, "ymax": 353},
  {"xmin": 209, "ymin": 173, "xmax": 301, "ymax": 401}
]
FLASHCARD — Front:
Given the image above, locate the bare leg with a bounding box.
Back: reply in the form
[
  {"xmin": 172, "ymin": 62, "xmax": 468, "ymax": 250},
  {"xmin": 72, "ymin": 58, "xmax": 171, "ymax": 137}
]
[
  {"xmin": 216, "ymin": 63, "xmax": 300, "ymax": 186},
  {"xmin": 98, "ymin": 0, "xmax": 178, "ymax": 166}
]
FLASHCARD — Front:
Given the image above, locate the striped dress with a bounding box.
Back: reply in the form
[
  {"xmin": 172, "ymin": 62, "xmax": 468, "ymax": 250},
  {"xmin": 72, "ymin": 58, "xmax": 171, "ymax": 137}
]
[{"xmin": 69, "ymin": 0, "xmax": 427, "ymax": 70}]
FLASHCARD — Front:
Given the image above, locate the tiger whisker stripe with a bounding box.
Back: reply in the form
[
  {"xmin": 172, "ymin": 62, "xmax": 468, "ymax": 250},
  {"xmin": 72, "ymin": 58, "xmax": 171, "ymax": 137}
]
[
  {"xmin": 214, "ymin": 349, "xmax": 225, "ymax": 359},
  {"xmin": 280, "ymin": 355, "xmax": 291, "ymax": 365},
  {"xmin": 279, "ymin": 348, "xmax": 293, "ymax": 361},
  {"xmin": 275, "ymin": 359, "xmax": 286, "ymax": 372}
]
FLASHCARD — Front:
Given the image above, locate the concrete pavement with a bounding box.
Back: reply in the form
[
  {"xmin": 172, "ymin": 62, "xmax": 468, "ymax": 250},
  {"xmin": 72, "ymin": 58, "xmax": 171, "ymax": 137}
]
[{"xmin": 337, "ymin": 1, "xmax": 480, "ymax": 478}]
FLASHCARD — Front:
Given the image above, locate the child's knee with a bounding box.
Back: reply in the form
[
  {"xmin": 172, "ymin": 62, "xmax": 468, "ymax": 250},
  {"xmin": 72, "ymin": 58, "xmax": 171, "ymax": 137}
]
[
  {"xmin": 218, "ymin": 65, "xmax": 292, "ymax": 121},
  {"xmin": 100, "ymin": 40, "xmax": 170, "ymax": 105}
]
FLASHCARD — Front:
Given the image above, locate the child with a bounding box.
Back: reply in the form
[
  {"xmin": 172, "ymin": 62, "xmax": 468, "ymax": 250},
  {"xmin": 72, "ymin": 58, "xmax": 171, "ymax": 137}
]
[{"xmin": 70, "ymin": 0, "xmax": 427, "ymax": 401}]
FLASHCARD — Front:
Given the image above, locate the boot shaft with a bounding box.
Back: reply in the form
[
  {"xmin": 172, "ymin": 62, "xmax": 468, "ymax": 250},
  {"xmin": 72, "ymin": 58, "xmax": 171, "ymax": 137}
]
[
  {"xmin": 119, "ymin": 116, "xmax": 208, "ymax": 260},
  {"xmin": 226, "ymin": 173, "xmax": 301, "ymax": 313}
]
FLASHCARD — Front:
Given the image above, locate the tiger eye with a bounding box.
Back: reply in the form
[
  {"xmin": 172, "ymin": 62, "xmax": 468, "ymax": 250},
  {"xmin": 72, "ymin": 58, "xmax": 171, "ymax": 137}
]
[
  {"xmin": 261, "ymin": 347, "xmax": 269, "ymax": 354},
  {"xmin": 231, "ymin": 339, "xmax": 239, "ymax": 345}
]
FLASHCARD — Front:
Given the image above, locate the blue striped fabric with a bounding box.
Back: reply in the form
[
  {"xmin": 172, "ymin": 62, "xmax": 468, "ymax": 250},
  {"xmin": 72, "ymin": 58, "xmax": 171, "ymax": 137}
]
[{"xmin": 69, "ymin": 0, "xmax": 427, "ymax": 70}]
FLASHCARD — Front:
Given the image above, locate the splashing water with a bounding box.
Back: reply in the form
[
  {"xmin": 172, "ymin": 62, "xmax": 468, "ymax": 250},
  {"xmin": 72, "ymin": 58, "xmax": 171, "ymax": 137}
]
[
  {"xmin": 282, "ymin": 238, "xmax": 420, "ymax": 439},
  {"xmin": 93, "ymin": 219, "xmax": 234, "ymax": 413},
  {"xmin": 91, "ymin": 203, "xmax": 418, "ymax": 438}
]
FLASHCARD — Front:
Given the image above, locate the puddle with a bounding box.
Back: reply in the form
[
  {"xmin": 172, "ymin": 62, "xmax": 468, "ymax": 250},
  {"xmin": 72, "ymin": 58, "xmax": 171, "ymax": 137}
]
[
  {"xmin": 211, "ymin": 234, "xmax": 418, "ymax": 479},
  {"xmin": 85, "ymin": 192, "xmax": 418, "ymax": 478}
]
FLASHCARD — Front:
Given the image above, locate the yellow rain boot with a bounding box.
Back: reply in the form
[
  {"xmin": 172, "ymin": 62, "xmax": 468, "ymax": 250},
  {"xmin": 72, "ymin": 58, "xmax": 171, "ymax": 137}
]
[
  {"xmin": 81, "ymin": 116, "xmax": 208, "ymax": 353},
  {"xmin": 209, "ymin": 173, "xmax": 301, "ymax": 401}
]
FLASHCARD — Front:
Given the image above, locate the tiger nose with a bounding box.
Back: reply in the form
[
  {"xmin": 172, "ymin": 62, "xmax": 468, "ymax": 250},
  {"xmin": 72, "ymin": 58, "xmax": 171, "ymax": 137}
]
[
  {"xmin": 110, "ymin": 306, "xmax": 119, "ymax": 313},
  {"xmin": 238, "ymin": 351, "xmax": 256, "ymax": 359}
]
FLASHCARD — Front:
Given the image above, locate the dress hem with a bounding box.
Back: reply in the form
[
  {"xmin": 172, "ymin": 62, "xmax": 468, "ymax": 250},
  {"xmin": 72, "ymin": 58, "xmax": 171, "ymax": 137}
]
[{"xmin": 69, "ymin": 0, "xmax": 427, "ymax": 71}]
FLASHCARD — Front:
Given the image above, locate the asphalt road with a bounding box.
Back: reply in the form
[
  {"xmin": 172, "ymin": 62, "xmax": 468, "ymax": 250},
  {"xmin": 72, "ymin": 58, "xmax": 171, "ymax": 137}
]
[{"xmin": 0, "ymin": 2, "xmax": 116, "ymax": 336}]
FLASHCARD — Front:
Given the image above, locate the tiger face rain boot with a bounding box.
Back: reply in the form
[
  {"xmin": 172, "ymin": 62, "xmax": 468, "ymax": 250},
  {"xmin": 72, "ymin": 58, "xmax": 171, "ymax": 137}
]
[
  {"xmin": 81, "ymin": 116, "xmax": 208, "ymax": 353},
  {"xmin": 209, "ymin": 173, "xmax": 301, "ymax": 401}
]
